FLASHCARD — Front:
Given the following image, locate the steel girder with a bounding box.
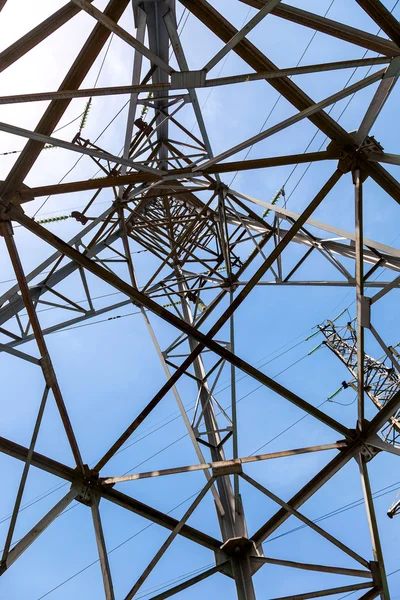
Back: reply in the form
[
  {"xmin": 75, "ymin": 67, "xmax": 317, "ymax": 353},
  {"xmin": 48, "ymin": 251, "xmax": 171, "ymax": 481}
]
[{"xmin": 0, "ymin": 1, "xmax": 400, "ymax": 599}]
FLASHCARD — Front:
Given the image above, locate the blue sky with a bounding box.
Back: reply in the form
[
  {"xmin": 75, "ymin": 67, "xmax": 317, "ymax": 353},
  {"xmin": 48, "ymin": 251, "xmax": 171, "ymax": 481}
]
[{"xmin": 0, "ymin": 0, "xmax": 400, "ymax": 598}]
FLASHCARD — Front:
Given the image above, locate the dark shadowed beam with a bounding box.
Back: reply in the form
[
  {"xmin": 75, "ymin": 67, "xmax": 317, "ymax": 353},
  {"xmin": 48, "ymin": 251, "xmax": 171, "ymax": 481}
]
[
  {"xmin": 0, "ymin": 1, "xmax": 94, "ymax": 72},
  {"xmin": 355, "ymin": 0, "xmax": 400, "ymax": 47},
  {"xmin": 240, "ymin": 0, "xmax": 400, "ymax": 56},
  {"xmin": 18, "ymin": 151, "xmax": 339, "ymax": 200},
  {"xmin": 0, "ymin": 0, "xmax": 7, "ymax": 11},
  {"xmin": 0, "ymin": 0, "xmax": 130, "ymax": 197}
]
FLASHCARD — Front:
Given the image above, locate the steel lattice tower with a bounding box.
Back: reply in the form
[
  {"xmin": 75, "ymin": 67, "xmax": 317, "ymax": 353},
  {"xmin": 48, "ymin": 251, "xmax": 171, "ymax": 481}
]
[{"xmin": 0, "ymin": 1, "xmax": 400, "ymax": 598}]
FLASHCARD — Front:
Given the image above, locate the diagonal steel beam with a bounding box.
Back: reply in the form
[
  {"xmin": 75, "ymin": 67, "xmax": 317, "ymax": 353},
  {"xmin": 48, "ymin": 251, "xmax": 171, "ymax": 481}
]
[
  {"xmin": 70, "ymin": 0, "xmax": 173, "ymax": 74},
  {"xmin": 0, "ymin": 120, "xmax": 162, "ymax": 175},
  {"xmin": 203, "ymin": 0, "xmax": 282, "ymax": 72},
  {"xmin": 0, "ymin": 434, "xmax": 223, "ymax": 552},
  {"xmin": 124, "ymin": 478, "xmax": 215, "ymax": 600},
  {"xmin": 242, "ymin": 472, "xmax": 370, "ymax": 568},
  {"xmin": 0, "ymin": 0, "xmax": 130, "ymax": 196},
  {"xmin": 239, "ymin": 0, "xmax": 400, "ymax": 56},
  {"xmin": 355, "ymin": 0, "xmax": 400, "ymax": 47},
  {"xmin": 7, "ymin": 172, "xmax": 352, "ymax": 470},
  {"xmin": 1, "ymin": 222, "xmax": 85, "ymax": 473},
  {"xmin": 356, "ymin": 58, "xmax": 400, "ymax": 144},
  {"xmin": 251, "ymin": 443, "xmax": 358, "ymax": 544},
  {"xmin": 0, "ymin": 485, "xmax": 82, "ymax": 573},
  {"xmin": 180, "ymin": 0, "xmax": 400, "ymax": 204},
  {"xmin": 148, "ymin": 564, "xmax": 226, "ymax": 600},
  {"xmin": 195, "ymin": 69, "xmax": 385, "ymax": 169},
  {"xmin": 0, "ymin": 1, "xmax": 94, "ymax": 73}
]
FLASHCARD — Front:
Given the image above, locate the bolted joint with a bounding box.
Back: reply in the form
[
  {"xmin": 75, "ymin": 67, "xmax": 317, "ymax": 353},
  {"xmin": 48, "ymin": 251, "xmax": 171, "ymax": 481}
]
[
  {"xmin": 76, "ymin": 467, "xmax": 100, "ymax": 506},
  {"xmin": 359, "ymin": 442, "xmax": 379, "ymax": 462},
  {"xmin": 40, "ymin": 355, "xmax": 57, "ymax": 388},
  {"xmin": 369, "ymin": 560, "xmax": 383, "ymax": 588}
]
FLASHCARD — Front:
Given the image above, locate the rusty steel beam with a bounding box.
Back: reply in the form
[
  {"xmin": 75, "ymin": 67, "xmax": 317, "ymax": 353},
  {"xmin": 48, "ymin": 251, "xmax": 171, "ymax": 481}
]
[{"xmin": 0, "ymin": 0, "xmax": 130, "ymax": 197}]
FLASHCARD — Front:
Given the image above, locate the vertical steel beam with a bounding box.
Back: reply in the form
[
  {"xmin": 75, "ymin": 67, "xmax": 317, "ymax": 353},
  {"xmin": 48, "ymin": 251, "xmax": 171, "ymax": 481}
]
[
  {"xmin": 353, "ymin": 169, "xmax": 366, "ymax": 432},
  {"xmin": 358, "ymin": 455, "xmax": 390, "ymax": 599},
  {"xmin": 91, "ymin": 497, "xmax": 115, "ymax": 600}
]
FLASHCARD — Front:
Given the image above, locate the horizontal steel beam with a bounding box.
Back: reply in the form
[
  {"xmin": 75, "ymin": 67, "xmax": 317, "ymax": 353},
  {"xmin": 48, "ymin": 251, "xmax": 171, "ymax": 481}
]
[
  {"xmin": 0, "ymin": 434, "xmax": 222, "ymax": 552},
  {"xmin": 0, "ymin": 57, "xmax": 390, "ymax": 106},
  {"xmin": 102, "ymin": 442, "xmax": 346, "ymax": 484}
]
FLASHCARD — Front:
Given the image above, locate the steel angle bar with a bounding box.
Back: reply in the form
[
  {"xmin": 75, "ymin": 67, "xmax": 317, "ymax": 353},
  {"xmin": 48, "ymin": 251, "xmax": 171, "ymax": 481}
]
[
  {"xmin": 163, "ymin": 10, "xmax": 215, "ymax": 161},
  {"xmin": 124, "ymin": 478, "xmax": 215, "ymax": 600},
  {"xmin": 354, "ymin": 169, "xmax": 366, "ymax": 431},
  {"xmin": 357, "ymin": 58, "xmax": 400, "ymax": 144},
  {"xmin": 1, "ymin": 222, "xmax": 84, "ymax": 473},
  {"xmin": 239, "ymin": 0, "xmax": 400, "ymax": 56},
  {"xmin": 370, "ymin": 272, "xmax": 400, "ymax": 304},
  {"xmin": 252, "ymin": 444, "xmax": 358, "ymax": 544},
  {"xmin": 0, "ymin": 121, "xmax": 162, "ymax": 175},
  {"xmin": 1, "ymin": 385, "xmax": 50, "ymax": 564},
  {"xmin": 0, "ymin": 1, "xmax": 94, "ymax": 73},
  {"xmin": 355, "ymin": 0, "xmax": 400, "ymax": 47},
  {"xmin": 241, "ymin": 473, "xmax": 370, "ymax": 568},
  {"xmin": 102, "ymin": 443, "xmax": 346, "ymax": 484},
  {"xmin": 0, "ymin": 434, "xmax": 223, "ymax": 552},
  {"xmin": 357, "ymin": 455, "xmax": 390, "ymax": 598},
  {"xmin": 368, "ymin": 151, "xmax": 400, "ymax": 166},
  {"xmin": 0, "ymin": 58, "xmax": 393, "ymax": 107},
  {"xmin": 117, "ymin": 5, "xmax": 147, "ymax": 201},
  {"xmin": 369, "ymin": 324, "xmax": 400, "ymax": 373},
  {"xmin": 0, "ymin": 485, "xmax": 82, "ymax": 572},
  {"xmin": 91, "ymin": 498, "xmax": 115, "ymax": 600},
  {"xmin": 195, "ymin": 69, "xmax": 385, "ymax": 169},
  {"xmin": 367, "ymin": 388, "xmax": 400, "ymax": 436},
  {"xmin": 203, "ymin": 0, "xmax": 282, "ymax": 73},
  {"xmin": 268, "ymin": 582, "xmax": 373, "ymax": 600},
  {"xmin": 0, "ymin": 0, "xmax": 130, "ymax": 196},
  {"xmin": 358, "ymin": 590, "xmax": 382, "ymax": 600},
  {"xmin": 251, "ymin": 556, "xmax": 372, "ymax": 578},
  {"xmin": 139, "ymin": 310, "xmax": 224, "ymax": 515},
  {"xmin": 229, "ymin": 187, "xmax": 400, "ymax": 263},
  {"xmin": 70, "ymin": 0, "xmax": 172, "ymax": 74},
  {"xmin": 0, "ymin": 343, "xmax": 41, "ymax": 364},
  {"xmin": 148, "ymin": 564, "xmax": 226, "ymax": 600}
]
